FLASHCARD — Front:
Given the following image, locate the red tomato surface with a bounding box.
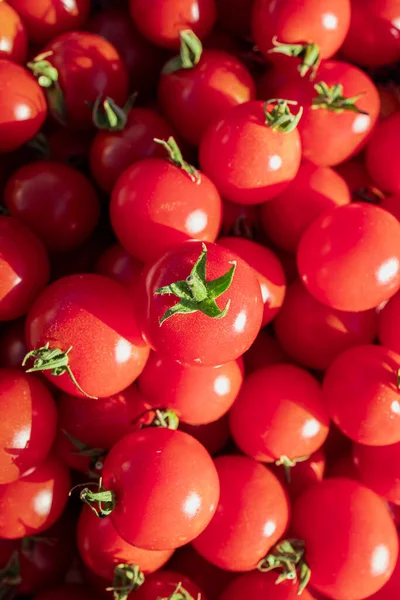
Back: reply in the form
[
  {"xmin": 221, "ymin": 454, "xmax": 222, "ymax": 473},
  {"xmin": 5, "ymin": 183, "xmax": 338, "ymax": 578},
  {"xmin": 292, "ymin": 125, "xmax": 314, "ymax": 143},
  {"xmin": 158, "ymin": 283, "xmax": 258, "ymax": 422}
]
[
  {"xmin": 199, "ymin": 101, "xmax": 302, "ymax": 205},
  {"xmin": 139, "ymin": 241, "xmax": 263, "ymax": 366},
  {"xmin": 252, "ymin": 0, "xmax": 351, "ymax": 61},
  {"xmin": 230, "ymin": 364, "xmax": 329, "ymax": 463},
  {"xmin": 159, "ymin": 49, "xmax": 255, "ymax": 146},
  {"xmin": 366, "ymin": 112, "xmax": 400, "ymax": 195},
  {"xmin": 193, "ymin": 455, "xmax": 289, "ymax": 571},
  {"xmin": 25, "ymin": 274, "xmax": 150, "ymax": 399},
  {"xmin": 129, "ymin": 0, "xmax": 216, "ymax": 49},
  {"xmin": 322, "ymin": 345, "xmax": 400, "ymax": 446},
  {"xmin": 100, "ymin": 428, "xmax": 220, "ymax": 550},
  {"xmin": 368, "ymin": 552, "xmax": 400, "ymax": 600},
  {"xmin": 0, "ymin": 2, "xmax": 27, "ymax": 63},
  {"xmin": 179, "ymin": 415, "xmax": 230, "ymax": 456},
  {"xmin": 0, "ymin": 60, "xmax": 47, "ymax": 153},
  {"xmin": 274, "ymin": 280, "xmax": 378, "ymax": 371},
  {"xmin": 0, "ymin": 454, "xmax": 70, "ymax": 539},
  {"xmin": 261, "ymin": 162, "xmax": 351, "ymax": 254},
  {"xmin": 292, "ymin": 478, "xmax": 399, "ymax": 599},
  {"xmin": 0, "ymin": 369, "xmax": 57, "ymax": 484},
  {"xmin": 378, "ymin": 289, "xmax": 400, "ymax": 355},
  {"xmin": 297, "ymin": 203, "xmax": 400, "ymax": 311},
  {"xmin": 0, "ymin": 216, "xmax": 50, "ymax": 322},
  {"xmin": 220, "ymin": 569, "xmax": 319, "ymax": 600},
  {"xmin": 134, "ymin": 570, "xmax": 204, "ymax": 600},
  {"xmin": 95, "ymin": 244, "xmax": 143, "ymax": 292},
  {"xmin": 4, "ymin": 161, "xmax": 100, "ymax": 252},
  {"xmin": 271, "ymin": 449, "xmax": 326, "ymax": 502},
  {"xmin": 353, "ymin": 442, "xmax": 400, "ymax": 505}
]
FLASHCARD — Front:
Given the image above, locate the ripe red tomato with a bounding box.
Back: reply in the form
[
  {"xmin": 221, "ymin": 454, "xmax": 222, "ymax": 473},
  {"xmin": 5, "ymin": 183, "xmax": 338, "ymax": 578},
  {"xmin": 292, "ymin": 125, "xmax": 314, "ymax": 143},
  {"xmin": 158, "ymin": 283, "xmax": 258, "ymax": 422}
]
[
  {"xmin": 220, "ymin": 569, "xmax": 319, "ymax": 600},
  {"xmin": 33, "ymin": 585, "xmax": 96, "ymax": 600},
  {"xmin": 0, "ymin": 454, "xmax": 70, "ymax": 539},
  {"xmin": 138, "ymin": 241, "xmax": 263, "ymax": 366},
  {"xmin": 261, "ymin": 162, "xmax": 351, "ymax": 254},
  {"xmin": 368, "ymin": 553, "xmax": 400, "ymax": 600},
  {"xmin": 4, "ymin": 161, "xmax": 100, "ymax": 252},
  {"xmin": 0, "ymin": 60, "xmax": 47, "ymax": 153},
  {"xmin": 77, "ymin": 506, "xmax": 173, "ymax": 582},
  {"xmin": 0, "ymin": 2, "xmax": 27, "ymax": 63},
  {"xmin": 7, "ymin": 0, "xmax": 90, "ymax": 45},
  {"xmin": 193, "ymin": 455, "xmax": 289, "ymax": 571},
  {"xmin": 271, "ymin": 449, "xmax": 326, "ymax": 503},
  {"xmin": 159, "ymin": 49, "xmax": 255, "ymax": 146},
  {"xmin": 134, "ymin": 570, "xmax": 204, "ymax": 600},
  {"xmin": 25, "ymin": 274, "xmax": 150, "ymax": 399},
  {"xmin": 353, "ymin": 442, "xmax": 400, "ymax": 505},
  {"xmin": 138, "ymin": 352, "xmax": 243, "ymax": 425},
  {"xmin": 366, "ymin": 112, "xmax": 400, "ymax": 196},
  {"xmin": 323, "ymin": 344, "xmax": 400, "ymax": 446},
  {"xmin": 218, "ymin": 237, "xmax": 286, "ymax": 327},
  {"xmin": 129, "ymin": 0, "xmax": 216, "ymax": 49},
  {"xmin": 179, "ymin": 415, "xmax": 230, "ymax": 456},
  {"xmin": 90, "ymin": 107, "xmax": 175, "ymax": 193},
  {"xmin": 230, "ymin": 364, "xmax": 329, "ymax": 464},
  {"xmin": 0, "ymin": 369, "xmax": 57, "ymax": 484},
  {"xmin": 252, "ymin": 0, "xmax": 351, "ymax": 61},
  {"xmin": 297, "ymin": 204, "xmax": 400, "ymax": 311},
  {"xmin": 87, "ymin": 428, "xmax": 220, "ymax": 550},
  {"xmin": 292, "ymin": 478, "xmax": 399, "ymax": 599},
  {"xmin": 0, "ymin": 319, "xmax": 27, "ymax": 369},
  {"xmin": 274, "ymin": 280, "xmax": 378, "ymax": 371},
  {"xmin": 96, "ymin": 244, "xmax": 143, "ymax": 293},
  {"xmin": 0, "ymin": 216, "xmax": 49, "ymax": 322}
]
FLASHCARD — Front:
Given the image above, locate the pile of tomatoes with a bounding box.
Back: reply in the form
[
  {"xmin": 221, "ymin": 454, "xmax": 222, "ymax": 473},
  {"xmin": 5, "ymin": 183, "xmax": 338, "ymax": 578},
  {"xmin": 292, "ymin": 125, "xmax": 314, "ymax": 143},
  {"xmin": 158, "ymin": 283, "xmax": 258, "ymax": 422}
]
[{"xmin": 0, "ymin": 0, "xmax": 400, "ymax": 599}]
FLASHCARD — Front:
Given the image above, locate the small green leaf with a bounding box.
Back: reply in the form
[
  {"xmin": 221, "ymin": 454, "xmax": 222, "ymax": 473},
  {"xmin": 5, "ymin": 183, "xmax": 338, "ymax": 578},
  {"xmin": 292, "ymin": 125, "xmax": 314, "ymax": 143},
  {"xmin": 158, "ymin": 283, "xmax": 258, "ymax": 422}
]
[
  {"xmin": 159, "ymin": 301, "xmax": 198, "ymax": 325},
  {"xmin": 206, "ymin": 261, "xmax": 237, "ymax": 298},
  {"xmin": 156, "ymin": 280, "xmax": 193, "ymax": 301}
]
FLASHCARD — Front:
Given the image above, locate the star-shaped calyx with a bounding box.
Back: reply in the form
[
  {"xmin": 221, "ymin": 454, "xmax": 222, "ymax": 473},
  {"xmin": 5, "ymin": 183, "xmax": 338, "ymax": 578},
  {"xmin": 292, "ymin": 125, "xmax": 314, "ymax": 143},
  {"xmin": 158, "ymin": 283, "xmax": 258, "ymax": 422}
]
[{"xmin": 155, "ymin": 243, "xmax": 237, "ymax": 326}]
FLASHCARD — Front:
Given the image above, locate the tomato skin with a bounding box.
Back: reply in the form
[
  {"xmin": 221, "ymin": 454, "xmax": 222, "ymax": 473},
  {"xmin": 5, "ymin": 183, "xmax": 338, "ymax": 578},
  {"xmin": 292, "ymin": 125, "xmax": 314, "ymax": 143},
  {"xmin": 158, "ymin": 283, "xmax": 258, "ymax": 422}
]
[
  {"xmin": 274, "ymin": 280, "xmax": 378, "ymax": 371},
  {"xmin": 179, "ymin": 415, "xmax": 230, "ymax": 456},
  {"xmin": 134, "ymin": 570, "xmax": 204, "ymax": 600},
  {"xmin": 90, "ymin": 108, "xmax": 175, "ymax": 193},
  {"xmin": 297, "ymin": 204, "xmax": 400, "ymax": 312},
  {"xmin": 378, "ymin": 289, "xmax": 400, "ymax": 355},
  {"xmin": 193, "ymin": 455, "xmax": 289, "ymax": 571},
  {"xmin": 353, "ymin": 442, "xmax": 400, "ymax": 505},
  {"xmin": 323, "ymin": 345, "xmax": 400, "ymax": 446},
  {"xmin": 292, "ymin": 478, "xmax": 399, "ymax": 600},
  {"xmin": 218, "ymin": 237, "xmax": 286, "ymax": 327},
  {"xmin": 271, "ymin": 449, "xmax": 326, "ymax": 503},
  {"xmin": 368, "ymin": 553, "xmax": 400, "ymax": 600},
  {"xmin": 0, "ymin": 2, "xmax": 27, "ymax": 63},
  {"xmin": 0, "ymin": 60, "xmax": 47, "ymax": 153},
  {"xmin": 220, "ymin": 569, "xmax": 319, "ymax": 600},
  {"xmin": 33, "ymin": 584, "xmax": 96, "ymax": 600},
  {"xmin": 0, "ymin": 319, "xmax": 27, "ymax": 369},
  {"xmin": 43, "ymin": 32, "xmax": 129, "ymax": 130},
  {"xmin": 230, "ymin": 364, "xmax": 329, "ymax": 463},
  {"xmin": 96, "ymin": 244, "xmax": 143, "ymax": 291},
  {"xmin": 158, "ymin": 49, "xmax": 255, "ymax": 146},
  {"xmin": 199, "ymin": 101, "xmax": 301, "ymax": 205},
  {"xmin": 139, "ymin": 241, "xmax": 263, "ymax": 366},
  {"xmin": 366, "ymin": 112, "xmax": 400, "ymax": 196},
  {"xmin": 25, "ymin": 274, "xmax": 150, "ymax": 399},
  {"xmin": 261, "ymin": 162, "xmax": 351, "ymax": 254},
  {"xmin": 4, "ymin": 161, "xmax": 100, "ymax": 252},
  {"xmin": 0, "ymin": 454, "xmax": 71, "ymax": 539},
  {"xmin": 129, "ymin": 0, "xmax": 216, "ymax": 50},
  {"xmin": 252, "ymin": 0, "xmax": 351, "ymax": 61},
  {"xmin": 0, "ymin": 216, "xmax": 50, "ymax": 322},
  {"xmin": 139, "ymin": 352, "xmax": 243, "ymax": 425}
]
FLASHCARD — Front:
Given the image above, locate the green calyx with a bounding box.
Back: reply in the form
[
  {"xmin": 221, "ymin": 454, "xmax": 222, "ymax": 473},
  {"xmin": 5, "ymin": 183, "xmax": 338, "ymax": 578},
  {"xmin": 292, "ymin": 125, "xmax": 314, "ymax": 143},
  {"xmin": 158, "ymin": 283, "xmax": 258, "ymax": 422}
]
[
  {"xmin": 92, "ymin": 94, "xmax": 137, "ymax": 131},
  {"xmin": 0, "ymin": 551, "xmax": 21, "ymax": 600},
  {"xmin": 264, "ymin": 99, "xmax": 303, "ymax": 133},
  {"xmin": 275, "ymin": 455, "xmax": 310, "ymax": 484},
  {"xmin": 22, "ymin": 343, "xmax": 97, "ymax": 399},
  {"xmin": 354, "ymin": 186, "xmax": 384, "ymax": 204},
  {"xmin": 258, "ymin": 539, "xmax": 311, "ymax": 595},
  {"xmin": 154, "ymin": 136, "xmax": 199, "ymax": 182},
  {"xmin": 162, "ymin": 29, "xmax": 203, "ymax": 74},
  {"xmin": 107, "ymin": 564, "xmax": 145, "ymax": 600},
  {"xmin": 158, "ymin": 582, "xmax": 197, "ymax": 600},
  {"xmin": 268, "ymin": 37, "xmax": 320, "ymax": 78},
  {"xmin": 27, "ymin": 52, "xmax": 66, "ymax": 125},
  {"xmin": 156, "ymin": 243, "xmax": 237, "ymax": 326},
  {"xmin": 135, "ymin": 409, "xmax": 180, "ymax": 431},
  {"xmin": 76, "ymin": 478, "xmax": 116, "ymax": 518},
  {"xmin": 312, "ymin": 82, "xmax": 368, "ymax": 114}
]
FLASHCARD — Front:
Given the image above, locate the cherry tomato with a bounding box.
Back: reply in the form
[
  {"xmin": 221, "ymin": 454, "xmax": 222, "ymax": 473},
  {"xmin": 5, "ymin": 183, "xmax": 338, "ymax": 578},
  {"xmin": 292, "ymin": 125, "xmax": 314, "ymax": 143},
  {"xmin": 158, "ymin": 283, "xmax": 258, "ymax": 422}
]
[
  {"xmin": 334, "ymin": 156, "xmax": 376, "ymax": 198},
  {"xmin": 0, "ymin": 454, "xmax": 70, "ymax": 539},
  {"xmin": 368, "ymin": 552, "xmax": 400, "ymax": 600},
  {"xmin": 25, "ymin": 274, "xmax": 150, "ymax": 399},
  {"xmin": 200, "ymin": 100, "xmax": 301, "ymax": 205},
  {"xmin": 134, "ymin": 570, "xmax": 204, "ymax": 600},
  {"xmin": 215, "ymin": 0, "xmax": 254, "ymax": 39},
  {"xmin": 0, "ymin": 216, "xmax": 50, "ymax": 322},
  {"xmin": 323, "ymin": 344, "xmax": 400, "ymax": 446},
  {"xmin": 96, "ymin": 244, "xmax": 143, "ymax": 291},
  {"xmin": 292, "ymin": 478, "xmax": 399, "ymax": 599},
  {"xmin": 378, "ymin": 289, "xmax": 400, "ymax": 355},
  {"xmin": 271, "ymin": 449, "xmax": 326, "ymax": 503},
  {"xmin": 93, "ymin": 428, "xmax": 220, "ymax": 550},
  {"xmin": 261, "ymin": 162, "xmax": 351, "ymax": 254},
  {"xmin": 33, "ymin": 585, "xmax": 96, "ymax": 600},
  {"xmin": 179, "ymin": 415, "xmax": 230, "ymax": 456},
  {"xmin": 366, "ymin": 112, "xmax": 400, "ymax": 195},
  {"xmin": 129, "ymin": 0, "xmax": 216, "ymax": 49},
  {"xmin": 139, "ymin": 352, "xmax": 243, "ymax": 425},
  {"xmin": 90, "ymin": 107, "xmax": 175, "ymax": 193},
  {"xmin": 0, "ymin": 319, "xmax": 27, "ymax": 369},
  {"xmin": 220, "ymin": 569, "xmax": 319, "ymax": 600},
  {"xmin": 193, "ymin": 454, "xmax": 289, "ymax": 571},
  {"xmin": 297, "ymin": 203, "xmax": 400, "ymax": 311},
  {"xmin": 243, "ymin": 329, "xmax": 290, "ymax": 375},
  {"xmin": 353, "ymin": 442, "xmax": 400, "ymax": 505},
  {"xmin": 138, "ymin": 240, "xmax": 263, "ymax": 366},
  {"xmin": 0, "ymin": 1, "xmax": 27, "ymax": 63},
  {"xmin": 252, "ymin": 0, "xmax": 351, "ymax": 61},
  {"xmin": 274, "ymin": 280, "xmax": 378, "ymax": 371},
  {"xmin": 4, "ymin": 161, "xmax": 100, "ymax": 252},
  {"xmin": 0, "ymin": 60, "xmax": 47, "ymax": 153},
  {"xmin": 218, "ymin": 237, "xmax": 286, "ymax": 327}
]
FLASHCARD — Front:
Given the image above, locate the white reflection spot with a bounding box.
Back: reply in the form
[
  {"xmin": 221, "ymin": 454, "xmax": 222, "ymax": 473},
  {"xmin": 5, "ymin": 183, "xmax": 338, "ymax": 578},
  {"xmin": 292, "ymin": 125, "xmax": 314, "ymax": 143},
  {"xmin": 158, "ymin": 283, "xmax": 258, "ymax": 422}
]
[
  {"xmin": 183, "ymin": 491, "xmax": 201, "ymax": 517},
  {"xmin": 185, "ymin": 210, "xmax": 208, "ymax": 235},
  {"xmin": 15, "ymin": 105, "xmax": 31, "ymax": 121},
  {"xmin": 61, "ymin": 0, "xmax": 78, "ymax": 11},
  {"xmin": 371, "ymin": 544, "xmax": 390, "ymax": 576},
  {"xmin": 234, "ymin": 311, "xmax": 247, "ymax": 333},
  {"xmin": 392, "ymin": 17, "xmax": 400, "ymax": 29},
  {"xmin": 268, "ymin": 155, "xmax": 282, "ymax": 171},
  {"xmin": 260, "ymin": 283, "xmax": 271, "ymax": 304},
  {"xmin": 214, "ymin": 375, "xmax": 231, "ymax": 396},
  {"xmin": 0, "ymin": 39, "xmax": 11, "ymax": 52},
  {"xmin": 302, "ymin": 418, "xmax": 321, "ymax": 439},
  {"xmin": 376, "ymin": 257, "xmax": 400, "ymax": 284},
  {"xmin": 352, "ymin": 114, "xmax": 371, "ymax": 134},
  {"xmin": 191, "ymin": 2, "xmax": 200, "ymax": 21},
  {"xmin": 115, "ymin": 338, "xmax": 132, "ymax": 364},
  {"xmin": 33, "ymin": 489, "xmax": 53, "ymax": 516},
  {"xmin": 322, "ymin": 12, "xmax": 339, "ymax": 30},
  {"xmin": 12, "ymin": 426, "xmax": 31, "ymax": 449},
  {"xmin": 391, "ymin": 400, "xmax": 400, "ymax": 415},
  {"xmin": 263, "ymin": 520, "xmax": 277, "ymax": 537}
]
